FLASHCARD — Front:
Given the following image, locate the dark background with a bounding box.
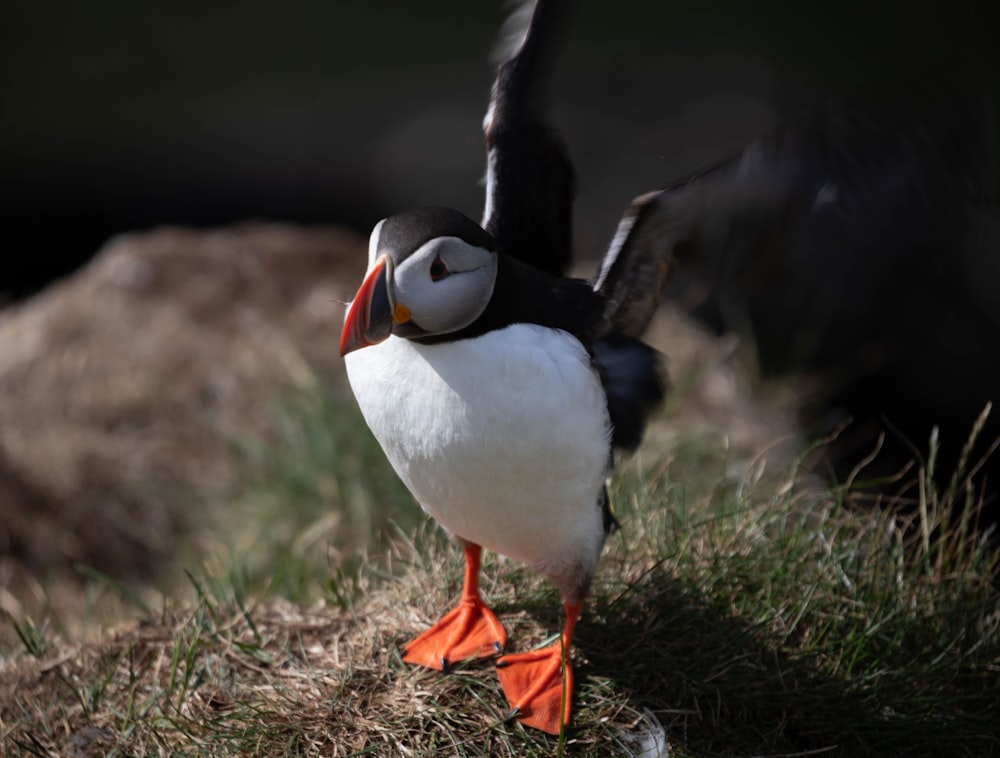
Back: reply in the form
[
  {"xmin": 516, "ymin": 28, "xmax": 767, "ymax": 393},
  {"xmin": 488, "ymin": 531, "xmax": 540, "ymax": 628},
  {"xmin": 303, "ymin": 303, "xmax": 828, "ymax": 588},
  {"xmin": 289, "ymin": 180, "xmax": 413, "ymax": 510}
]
[{"xmin": 2, "ymin": 0, "xmax": 992, "ymax": 301}]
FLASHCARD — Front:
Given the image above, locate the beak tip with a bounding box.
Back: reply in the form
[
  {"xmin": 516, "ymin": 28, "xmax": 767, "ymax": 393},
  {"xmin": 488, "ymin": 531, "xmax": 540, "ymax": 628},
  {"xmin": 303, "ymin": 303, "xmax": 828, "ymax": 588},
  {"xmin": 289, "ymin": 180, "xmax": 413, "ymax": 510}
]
[
  {"xmin": 339, "ymin": 313, "xmax": 369, "ymax": 357},
  {"xmin": 339, "ymin": 337, "xmax": 360, "ymax": 357}
]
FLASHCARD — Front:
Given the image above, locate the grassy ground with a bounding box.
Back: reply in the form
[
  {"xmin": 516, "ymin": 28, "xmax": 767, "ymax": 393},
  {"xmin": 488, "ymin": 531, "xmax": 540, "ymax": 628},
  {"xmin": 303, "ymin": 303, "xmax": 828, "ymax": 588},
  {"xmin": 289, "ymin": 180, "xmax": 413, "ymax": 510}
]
[{"xmin": 2, "ymin": 382, "xmax": 999, "ymax": 756}]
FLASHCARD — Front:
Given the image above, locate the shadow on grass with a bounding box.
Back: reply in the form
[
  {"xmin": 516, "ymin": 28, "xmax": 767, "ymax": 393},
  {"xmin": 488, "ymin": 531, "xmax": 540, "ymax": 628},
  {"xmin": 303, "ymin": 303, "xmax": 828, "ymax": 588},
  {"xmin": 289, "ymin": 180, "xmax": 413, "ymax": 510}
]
[{"xmin": 561, "ymin": 563, "xmax": 999, "ymax": 757}]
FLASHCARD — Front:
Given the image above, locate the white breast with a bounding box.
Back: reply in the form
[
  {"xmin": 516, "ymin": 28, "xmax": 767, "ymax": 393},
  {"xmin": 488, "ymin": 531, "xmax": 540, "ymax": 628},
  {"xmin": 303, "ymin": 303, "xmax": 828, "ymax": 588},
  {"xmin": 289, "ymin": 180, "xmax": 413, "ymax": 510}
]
[{"xmin": 344, "ymin": 324, "xmax": 612, "ymax": 578}]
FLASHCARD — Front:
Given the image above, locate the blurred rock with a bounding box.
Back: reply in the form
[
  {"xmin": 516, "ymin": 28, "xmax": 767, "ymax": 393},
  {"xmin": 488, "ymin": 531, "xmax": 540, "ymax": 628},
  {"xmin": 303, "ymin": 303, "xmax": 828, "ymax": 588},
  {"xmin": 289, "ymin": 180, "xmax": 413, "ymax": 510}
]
[{"xmin": 0, "ymin": 223, "xmax": 365, "ymax": 588}]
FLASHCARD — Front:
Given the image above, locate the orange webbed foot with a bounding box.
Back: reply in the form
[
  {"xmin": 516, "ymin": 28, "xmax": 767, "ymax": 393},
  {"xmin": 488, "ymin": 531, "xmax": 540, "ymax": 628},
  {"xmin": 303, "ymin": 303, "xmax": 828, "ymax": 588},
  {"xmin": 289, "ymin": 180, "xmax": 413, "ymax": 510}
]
[
  {"xmin": 402, "ymin": 544, "xmax": 506, "ymax": 672},
  {"xmin": 496, "ymin": 641, "xmax": 574, "ymax": 733},
  {"xmin": 403, "ymin": 595, "xmax": 506, "ymax": 672},
  {"xmin": 495, "ymin": 602, "xmax": 582, "ymax": 734}
]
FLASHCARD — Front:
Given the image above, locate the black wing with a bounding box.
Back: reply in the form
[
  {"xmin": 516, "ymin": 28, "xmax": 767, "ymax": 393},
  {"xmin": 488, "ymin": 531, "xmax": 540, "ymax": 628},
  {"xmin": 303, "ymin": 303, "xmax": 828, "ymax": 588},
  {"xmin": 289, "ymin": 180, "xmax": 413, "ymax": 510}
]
[
  {"xmin": 589, "ymin": 146, "xmax": 792, "ymax": 340},
  {"xmin": 481, "ymin": 0, "xmax": 574, "ymax": 276},
  {"xmin": 591, "ymin": 189, "xmax": 678, "ymax": 338}
]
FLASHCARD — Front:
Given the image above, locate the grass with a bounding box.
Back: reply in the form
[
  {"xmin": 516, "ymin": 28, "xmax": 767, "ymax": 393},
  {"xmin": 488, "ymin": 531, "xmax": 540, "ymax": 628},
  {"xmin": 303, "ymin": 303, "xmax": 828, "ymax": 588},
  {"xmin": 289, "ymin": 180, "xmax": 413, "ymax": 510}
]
[
  {"xmin": 217, "ymin": 383, "xmax": 420, "ymax": 602},
  {"xmin": 2, "ymin": 383, "xmax": 999, "ymax": 756}
]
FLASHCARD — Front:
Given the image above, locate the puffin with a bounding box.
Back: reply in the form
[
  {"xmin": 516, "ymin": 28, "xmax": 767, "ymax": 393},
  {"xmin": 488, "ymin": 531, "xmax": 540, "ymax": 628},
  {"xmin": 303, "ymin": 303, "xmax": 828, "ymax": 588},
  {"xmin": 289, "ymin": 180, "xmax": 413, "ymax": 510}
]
[{"xmin": 340, "ymin": 0, "xmax": 675, "ymax": 734}]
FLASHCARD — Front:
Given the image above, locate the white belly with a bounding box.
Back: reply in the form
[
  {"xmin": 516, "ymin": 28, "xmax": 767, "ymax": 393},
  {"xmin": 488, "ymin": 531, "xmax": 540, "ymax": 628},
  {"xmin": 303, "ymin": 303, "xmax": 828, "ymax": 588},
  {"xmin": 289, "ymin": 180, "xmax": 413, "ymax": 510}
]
[{"xmin": 344, "ymin": 324, "xmax": 611, "ymax": 577}]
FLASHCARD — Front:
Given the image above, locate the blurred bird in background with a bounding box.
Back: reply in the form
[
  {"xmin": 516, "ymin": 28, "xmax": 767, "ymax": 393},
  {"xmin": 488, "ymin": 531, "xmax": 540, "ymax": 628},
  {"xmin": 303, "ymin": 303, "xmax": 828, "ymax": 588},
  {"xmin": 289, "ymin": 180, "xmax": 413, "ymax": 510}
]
[{"xmin": 660, "ymin": 58, "xmax": 1000, "ymax": 522}]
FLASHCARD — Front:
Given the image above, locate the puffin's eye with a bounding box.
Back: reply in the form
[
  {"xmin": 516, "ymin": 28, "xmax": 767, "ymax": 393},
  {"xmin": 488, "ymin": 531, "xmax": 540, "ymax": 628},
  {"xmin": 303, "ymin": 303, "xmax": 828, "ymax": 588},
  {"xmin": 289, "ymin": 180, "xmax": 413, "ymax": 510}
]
[{"xmin": 429, "ymin": 255, "xmax": 450, "ymax": 281}]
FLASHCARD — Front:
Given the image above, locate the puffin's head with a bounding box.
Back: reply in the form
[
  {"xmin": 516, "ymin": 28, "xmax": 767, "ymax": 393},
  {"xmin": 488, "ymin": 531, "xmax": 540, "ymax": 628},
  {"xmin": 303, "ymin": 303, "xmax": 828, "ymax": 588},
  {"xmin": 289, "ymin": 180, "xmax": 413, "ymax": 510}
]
[{"xmin": 339, "ymin": 207, "xmax": 500, "ymax": 356}]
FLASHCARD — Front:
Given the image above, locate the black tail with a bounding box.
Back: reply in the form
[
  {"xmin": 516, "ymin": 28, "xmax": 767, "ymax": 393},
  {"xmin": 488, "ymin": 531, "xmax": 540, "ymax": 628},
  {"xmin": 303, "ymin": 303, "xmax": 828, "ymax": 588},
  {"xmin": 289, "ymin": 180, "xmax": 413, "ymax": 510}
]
[{"xmin": 593, "ymin": 333, "xmax": 669, "ymax": 452}]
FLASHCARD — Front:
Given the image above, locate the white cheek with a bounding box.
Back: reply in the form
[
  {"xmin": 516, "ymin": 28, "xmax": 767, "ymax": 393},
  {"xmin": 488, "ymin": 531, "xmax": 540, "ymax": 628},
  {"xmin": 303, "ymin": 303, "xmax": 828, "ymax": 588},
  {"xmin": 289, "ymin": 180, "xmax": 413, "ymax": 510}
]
[
  {"xmin": 392, "ymin": 237, "xmax": 498, "ymax": 336},
  {"xmin": 400, "ymin": 267, "xmax": 494, "ymax": 335}
]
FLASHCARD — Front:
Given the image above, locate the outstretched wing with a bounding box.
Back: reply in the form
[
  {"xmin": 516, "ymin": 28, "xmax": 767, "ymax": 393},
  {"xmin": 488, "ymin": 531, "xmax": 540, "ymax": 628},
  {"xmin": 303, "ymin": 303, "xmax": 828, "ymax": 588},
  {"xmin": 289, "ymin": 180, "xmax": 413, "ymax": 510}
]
[
  {"xmin": 591, "ymin": 148, "xmax": 773, "ymax": 338},
  {"xmin": 591, "ymin": 189, "xmax": 678, "ymax": 338},
  {"xmin": 481, "ymin": 0, "xmax": 574, "ymax": 276}
]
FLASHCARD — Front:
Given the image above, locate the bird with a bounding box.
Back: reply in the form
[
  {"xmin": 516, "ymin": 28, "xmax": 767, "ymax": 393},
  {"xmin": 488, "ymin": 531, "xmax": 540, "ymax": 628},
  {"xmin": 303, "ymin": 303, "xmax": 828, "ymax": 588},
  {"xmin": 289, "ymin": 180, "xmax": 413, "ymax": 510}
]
[
  {"xmin": 653, "ymin": 55, "xmax": 1000, "ymax": 519},
  {"xmin": 339, "ymin": 0, "xmax": 674, "ymax": 734}
]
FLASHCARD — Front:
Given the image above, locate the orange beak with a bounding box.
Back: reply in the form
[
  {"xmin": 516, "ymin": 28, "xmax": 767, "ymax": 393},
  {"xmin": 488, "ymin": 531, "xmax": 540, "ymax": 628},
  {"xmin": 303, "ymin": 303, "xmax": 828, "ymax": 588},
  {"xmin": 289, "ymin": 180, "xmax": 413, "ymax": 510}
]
[{"xmin": 340, "ymin": 256, "xmax": 395, "ymax": 356}]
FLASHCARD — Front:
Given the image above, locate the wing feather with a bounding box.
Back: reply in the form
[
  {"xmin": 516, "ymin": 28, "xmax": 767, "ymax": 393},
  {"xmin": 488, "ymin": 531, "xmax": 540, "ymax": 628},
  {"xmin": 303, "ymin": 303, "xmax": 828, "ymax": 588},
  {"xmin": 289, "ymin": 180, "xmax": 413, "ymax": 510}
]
[
  {"xmin": 592, "ymin": 190, "xmax": 677, "ymax": 338},
  {"xmin": 481, "ymin": 0, "xmax": 574, "ymax": 276}
]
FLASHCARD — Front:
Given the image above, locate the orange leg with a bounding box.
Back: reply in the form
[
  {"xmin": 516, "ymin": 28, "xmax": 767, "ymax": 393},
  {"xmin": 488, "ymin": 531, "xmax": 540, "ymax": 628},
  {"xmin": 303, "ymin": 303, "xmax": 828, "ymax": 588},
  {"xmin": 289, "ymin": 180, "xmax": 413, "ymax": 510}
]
[
  {"xmin": 402, "ymin": 544, "xmax": 507, "ymax": 672},
  {"xmin": 495, "ymin": 602, "xmax": 582, "ymax": 734}
]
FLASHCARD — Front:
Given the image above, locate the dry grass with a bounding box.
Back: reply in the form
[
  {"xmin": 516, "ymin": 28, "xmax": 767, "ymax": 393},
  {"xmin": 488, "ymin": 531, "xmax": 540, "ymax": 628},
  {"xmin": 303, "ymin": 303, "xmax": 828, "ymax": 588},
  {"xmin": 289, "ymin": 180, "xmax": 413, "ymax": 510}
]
[{"xmin": 0, "ymin": 533, "xmax": 668, "ymax": 756}]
